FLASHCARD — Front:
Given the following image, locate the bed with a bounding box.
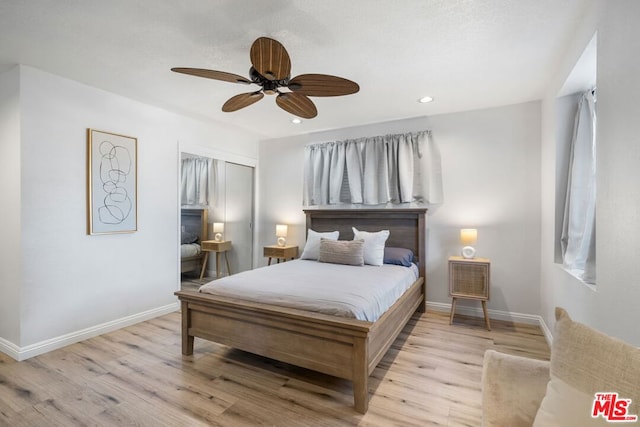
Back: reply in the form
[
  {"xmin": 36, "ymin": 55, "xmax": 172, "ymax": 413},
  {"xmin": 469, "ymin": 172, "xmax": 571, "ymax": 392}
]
[
  {"xmin": 180, "ymin": 208, "xmax": 208, "ymax": 274},
  {"xmin": 174, "ymin": 208, "xmax": 427, "ymax": 413}
]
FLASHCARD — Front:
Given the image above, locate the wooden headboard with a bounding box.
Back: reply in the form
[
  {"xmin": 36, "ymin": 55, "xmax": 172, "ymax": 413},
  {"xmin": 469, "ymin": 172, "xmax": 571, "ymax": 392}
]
[
  {"xmin": 304, "ymin": 208, "xmax": 427, "ymax": 278},
  {"xmin": 181, "ymin": 208, "xmax": 208, "ymax": 243}
]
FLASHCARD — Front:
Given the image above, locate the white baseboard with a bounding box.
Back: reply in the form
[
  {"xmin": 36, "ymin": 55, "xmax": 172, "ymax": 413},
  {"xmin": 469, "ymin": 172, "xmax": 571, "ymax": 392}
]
[
  {"xmin": 0, "ymin": 337, "xmax": 21, "ymax": 361},
  {"xmin": 427, "ymin": 300, "xmax": 549, "ymax": 330},
  {"xmin": 0, "ymin": 302, "xmax": 179, "ymax": 361},
  {"xmin": 538, "ymin": 315, "xmax": 554, "ymax": 346}
]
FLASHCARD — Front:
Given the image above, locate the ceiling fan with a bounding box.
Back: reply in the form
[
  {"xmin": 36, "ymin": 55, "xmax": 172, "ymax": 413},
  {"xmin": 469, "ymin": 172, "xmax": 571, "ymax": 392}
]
[{"xmin": 171, "ymin": 37, "xmax": 359, "ymax": 119}]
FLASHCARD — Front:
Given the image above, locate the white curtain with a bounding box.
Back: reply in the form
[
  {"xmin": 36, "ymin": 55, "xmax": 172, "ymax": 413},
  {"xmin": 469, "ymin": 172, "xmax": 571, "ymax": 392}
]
[
  {"xmin": 303, "ymin": 130, "xmax": 443, "ymax": 206},
  {"xmin": 561, "ymin": 89, "xmax": 596, "ymax": 283},
  {"xmin": 181, "ymin": 157, "xmax": 213, "ymax": 206}
]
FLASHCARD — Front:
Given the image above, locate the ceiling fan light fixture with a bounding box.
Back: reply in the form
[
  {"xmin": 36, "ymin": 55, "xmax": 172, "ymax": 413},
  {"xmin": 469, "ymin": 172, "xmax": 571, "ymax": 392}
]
[
  {"xmin": 419, "ymin": 96, "xmax": 434, "ymax": 104},
  {"xmin": 171, "ymin": 37, "xmax": 359, "ymax": 118},
  {"xmin": 291, "ymin": 118, "xmax": 302, "ymax": 124}
]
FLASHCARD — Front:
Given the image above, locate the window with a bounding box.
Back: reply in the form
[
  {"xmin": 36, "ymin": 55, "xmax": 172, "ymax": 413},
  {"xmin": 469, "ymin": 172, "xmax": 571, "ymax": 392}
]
[{"xmin": 554, "ymin": 33, "xmax": 597, "ymax": 285}]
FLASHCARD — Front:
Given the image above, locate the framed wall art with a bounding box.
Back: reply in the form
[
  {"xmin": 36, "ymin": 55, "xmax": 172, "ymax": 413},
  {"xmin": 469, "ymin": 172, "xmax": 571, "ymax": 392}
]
[{"xmin": 87, "ymin": 129, "xmax": 138, "ymax": 234}]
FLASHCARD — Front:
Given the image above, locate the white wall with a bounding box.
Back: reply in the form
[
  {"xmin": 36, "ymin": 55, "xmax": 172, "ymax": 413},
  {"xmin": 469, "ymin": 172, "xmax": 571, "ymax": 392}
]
[
  {"xmin": 540, "ymin": 0, "xmax": 640, "ymax": 346},
  {"xmin": 0, "ymin": 66, "xmax": 22, "ymax": 346},
  {"xmin": 258, "ymin": 101, "xmax": 542, "ymax": 320},
  {"xmin": 1, "ymin": 65, "xmax": 259, "ymax": 358}
]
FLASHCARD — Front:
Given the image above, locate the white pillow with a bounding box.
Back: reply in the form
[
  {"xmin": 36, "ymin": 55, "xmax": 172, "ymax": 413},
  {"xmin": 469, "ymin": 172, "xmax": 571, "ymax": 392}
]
[
  {"xmin": 352, "ymin": 227, "xmax": 389, "ymax": 266},
  {"xmin": 300, "ymin": 229, "xmax": 339, "ymax": 260}
]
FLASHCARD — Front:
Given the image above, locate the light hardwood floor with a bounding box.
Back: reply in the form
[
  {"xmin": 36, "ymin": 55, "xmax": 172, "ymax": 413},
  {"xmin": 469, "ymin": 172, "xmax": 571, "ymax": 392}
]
[{"xmin": 0, "ymin": 310, "xmax": 549, "ymax": 426}]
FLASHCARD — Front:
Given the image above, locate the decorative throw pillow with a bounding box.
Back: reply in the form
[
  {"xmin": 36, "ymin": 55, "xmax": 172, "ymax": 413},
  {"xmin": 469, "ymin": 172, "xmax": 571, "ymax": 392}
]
[
  {"xmin": 383, "ymin": 247, "xmax": 414, "ymax": 267},
  {"xmin": 300, "ymin": 229, "xmax": 339, "ymax": 260},
  {"xmin": 318, "ymin": 238, "xmax": 364, "ymax": 266},
  {"xmin": 533, "ymin": 307, "xmax": 640, "ymax": 426},
  {"xmin": 352, "ymin": 227, "xmax": 389, "ymax": 266}
]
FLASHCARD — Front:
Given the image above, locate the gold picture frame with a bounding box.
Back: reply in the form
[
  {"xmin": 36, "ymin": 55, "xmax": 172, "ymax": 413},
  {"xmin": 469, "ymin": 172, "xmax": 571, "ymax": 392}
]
[{"xmin": 87, "ymin": 129, "xmax": 138, "ymax": 235}]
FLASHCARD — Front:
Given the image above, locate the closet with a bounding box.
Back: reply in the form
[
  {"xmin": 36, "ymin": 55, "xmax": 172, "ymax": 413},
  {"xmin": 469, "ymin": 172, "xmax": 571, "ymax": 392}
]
[{"xmin": 180, "ymin": 152, "xmax": 254, "ymax": 279}]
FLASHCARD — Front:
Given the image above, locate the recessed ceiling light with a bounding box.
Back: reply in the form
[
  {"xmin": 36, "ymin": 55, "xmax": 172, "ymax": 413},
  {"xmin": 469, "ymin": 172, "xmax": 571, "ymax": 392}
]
[
  {"xmin": 418, "ymin": 96, "xmax": 434, "ymax": 104},
  {"xmin": 291, "ymin": 118, "xmax": 302, "ymax": 124}
]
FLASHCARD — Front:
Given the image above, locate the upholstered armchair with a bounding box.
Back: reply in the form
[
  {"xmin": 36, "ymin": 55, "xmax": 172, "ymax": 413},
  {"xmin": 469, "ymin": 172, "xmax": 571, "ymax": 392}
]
[{"xmin": 481, "ymin": 308, "xmax": 640, "ymax": 427}]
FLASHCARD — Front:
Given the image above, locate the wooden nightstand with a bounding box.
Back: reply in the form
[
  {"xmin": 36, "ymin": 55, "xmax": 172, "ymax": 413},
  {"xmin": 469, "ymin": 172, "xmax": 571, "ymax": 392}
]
[
  {"xmin": 200, "ymin": 240, "xmax": 232, "ymax": 280},
  {"xmin": 448, "ymin": 256, "xmax": 491, "ymax": 330},
  {"xmin": 264, "ymin": 245, "xmax": 298, "ymax": 265}
]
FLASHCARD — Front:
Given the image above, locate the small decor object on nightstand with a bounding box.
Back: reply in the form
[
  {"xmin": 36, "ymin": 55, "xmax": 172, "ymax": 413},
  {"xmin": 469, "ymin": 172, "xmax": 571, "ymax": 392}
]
[
  {"xmin": 460, "ymin": 228, "xmax": 477, "ymax": 259},
  {"xmin": 449, "ymin": 256, "xmax": 491, "ymax": 330},
  {"xmin": 276, "ymin": 224, "xmax": 288, "ymax": 247},
  {"xmin": 264, "ymin": 245, "xmax": 298, "ymax": 265}
]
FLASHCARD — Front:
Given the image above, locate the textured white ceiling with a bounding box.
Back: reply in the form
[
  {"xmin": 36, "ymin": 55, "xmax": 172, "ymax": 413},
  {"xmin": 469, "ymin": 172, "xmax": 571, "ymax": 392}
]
[{"xmin": 0, "ymin": 0, "xmax": 591, "ymax": 139}]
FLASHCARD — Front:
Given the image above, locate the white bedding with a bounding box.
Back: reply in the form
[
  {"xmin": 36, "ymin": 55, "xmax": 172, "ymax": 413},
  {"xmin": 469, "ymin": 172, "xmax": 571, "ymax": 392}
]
[
  {"xmin": 181, "ymin": 243, "xmax": 201, "ymax": 258},
  {"xmin": 198, "ymin": 259, "xmax": 419, "ymax": 321}
]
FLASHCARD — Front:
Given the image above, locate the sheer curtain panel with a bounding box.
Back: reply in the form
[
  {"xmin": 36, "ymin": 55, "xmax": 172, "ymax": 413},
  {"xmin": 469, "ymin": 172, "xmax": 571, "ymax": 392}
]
[
  {"xmin": 303, "ymin": 130, "xmax": 443, "ymax": 206},
  {"xmin": 561, "ymin": 89, "xmax": 596, "ymax": 283},
  {"xmin": 181, "ymin": 157, "xmax": 213, "ymax": 206}
]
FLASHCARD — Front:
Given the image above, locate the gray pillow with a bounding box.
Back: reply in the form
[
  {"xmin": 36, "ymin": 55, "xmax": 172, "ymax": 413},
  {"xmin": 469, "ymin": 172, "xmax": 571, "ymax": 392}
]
[
  {"xmin": 318, "ymin": 238, "xmax": 364, "ymax": 266},
  {"xmin": 383, "ymin": 247, "xmax": 414, "ymax": 267}
]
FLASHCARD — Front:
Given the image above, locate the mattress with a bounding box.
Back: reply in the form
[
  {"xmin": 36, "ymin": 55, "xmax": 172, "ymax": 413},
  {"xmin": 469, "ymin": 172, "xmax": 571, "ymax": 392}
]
[
  {"xmin": 198, "ymin": 259, "xmax": 419, "ymax": 321},
  {"xmin": 181, "ymin": 243, "xmax": 201, "ymax": 258}
]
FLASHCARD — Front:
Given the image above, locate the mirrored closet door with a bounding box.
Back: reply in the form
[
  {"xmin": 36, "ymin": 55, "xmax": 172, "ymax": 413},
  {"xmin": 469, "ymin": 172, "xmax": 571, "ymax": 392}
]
[{"xmin": 180, "ymin": 153, "xmax": 254, "ymax": 281}]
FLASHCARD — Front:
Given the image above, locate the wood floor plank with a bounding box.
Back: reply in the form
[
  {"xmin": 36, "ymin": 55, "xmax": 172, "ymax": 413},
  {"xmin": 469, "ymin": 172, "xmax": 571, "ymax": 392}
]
[{"xmin": 0, "ymin": 309, "xmax": 549, "ymax": 425}]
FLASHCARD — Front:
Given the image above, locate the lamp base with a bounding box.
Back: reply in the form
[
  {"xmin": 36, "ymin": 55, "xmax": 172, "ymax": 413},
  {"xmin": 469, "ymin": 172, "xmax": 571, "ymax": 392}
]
[
  {"xmin": 461, "ymin": 246, "xmax": 476, "ymax": 259},
  {"xmin": 214, "ymin": 233, "xmax": 222, "ymax": 242},
  {"xmin": 277, "ymin": 237, "xmax": 286, "ymax": 247}
]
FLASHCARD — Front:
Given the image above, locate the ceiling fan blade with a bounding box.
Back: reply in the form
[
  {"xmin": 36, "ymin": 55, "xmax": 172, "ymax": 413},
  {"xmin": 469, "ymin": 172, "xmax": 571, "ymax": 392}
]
[
  {"xmin": 288, "ymin": 74, "xmax": 360, "ymax": 97},
  {"xmin": 171, "ymin": 68, "xmax": 252, "ymax": 84},
  {"xmin": 222, "ymin": 91, "xmax": 264, "ymax": 112},
  {"xmin": 250, "ymin": 37, "xmax": 291, "ymax": 81},
  {"xmin": 276, "ymin": 92, "xmax": 317, "ymax": 119}
]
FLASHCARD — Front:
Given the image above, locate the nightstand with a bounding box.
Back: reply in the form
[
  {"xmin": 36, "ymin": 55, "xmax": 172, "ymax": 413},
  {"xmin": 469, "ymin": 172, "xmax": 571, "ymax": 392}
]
[
  {"xmin": 200, "ymin": 240, "xmax": 232, "ymax": 280},
  {"xmin": 264, "ymin": 245, "xmax": 298, "ymax": 265},
  {"xmin": 448, "ymin": 256, "xmax": 491, "ymax": 330}
]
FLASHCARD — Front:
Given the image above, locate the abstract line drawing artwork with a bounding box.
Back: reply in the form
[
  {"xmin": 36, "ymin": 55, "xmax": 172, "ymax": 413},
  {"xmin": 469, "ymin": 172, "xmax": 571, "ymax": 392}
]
[{"xmin": 87, "ymin": 129, "xmax": 138, "ymax": 234}]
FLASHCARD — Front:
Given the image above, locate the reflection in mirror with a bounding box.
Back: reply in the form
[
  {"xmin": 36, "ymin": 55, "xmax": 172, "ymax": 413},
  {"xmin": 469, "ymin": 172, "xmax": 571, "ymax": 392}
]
[{"xmin": 180, "ymin": 153, "xmax": 254, "ymax": 288}]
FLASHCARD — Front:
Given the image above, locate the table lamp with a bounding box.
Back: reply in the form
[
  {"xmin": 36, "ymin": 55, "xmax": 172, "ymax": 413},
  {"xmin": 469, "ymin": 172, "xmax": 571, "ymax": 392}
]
[
  {"xmin": 276, "ymin": 224, "xmax": 288, "ymax": 247},
  {"xmin": 460, "ymin": 228, "xmax": 477, "ymax": 259},
  {"xmin": 213, "ymin": 222, "xmax": 224, "ymax": 241}
]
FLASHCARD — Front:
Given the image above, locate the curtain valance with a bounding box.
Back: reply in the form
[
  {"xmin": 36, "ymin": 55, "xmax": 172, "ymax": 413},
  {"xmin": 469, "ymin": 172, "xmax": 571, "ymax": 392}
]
[{"xmin": 303, "ymin": 130, "xmax": 443, "ymax": 206}]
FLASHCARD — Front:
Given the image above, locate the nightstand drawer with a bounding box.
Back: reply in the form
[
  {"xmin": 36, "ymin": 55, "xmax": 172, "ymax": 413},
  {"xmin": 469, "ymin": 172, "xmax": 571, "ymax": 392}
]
[
  {"xmin": 201, "ymin": 240, "xmax": 232, "ymax": 252},
  {"xmin": 263, "ymin": 245, "xmax": 298, "ymax": 259}
]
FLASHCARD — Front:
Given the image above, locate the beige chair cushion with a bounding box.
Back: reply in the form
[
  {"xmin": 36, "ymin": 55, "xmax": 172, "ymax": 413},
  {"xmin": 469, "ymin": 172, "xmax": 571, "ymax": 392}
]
[
  {"xmin": 533, "ymin": 308, "xmax": 640, "ymax": 426},
  {"xmin": 482, "ymin": 350, "xmax": 550, "ymax": 427}
]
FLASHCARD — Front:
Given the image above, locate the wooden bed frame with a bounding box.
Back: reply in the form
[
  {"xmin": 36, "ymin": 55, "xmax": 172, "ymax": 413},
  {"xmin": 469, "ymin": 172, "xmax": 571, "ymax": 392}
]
[
  {"xmin": 180, "ymin": 208, "xmax": 208, "ymax": 274},
  {"xmin": 175, "ymin": 208, "xmax": 426, "ymax": 413}
]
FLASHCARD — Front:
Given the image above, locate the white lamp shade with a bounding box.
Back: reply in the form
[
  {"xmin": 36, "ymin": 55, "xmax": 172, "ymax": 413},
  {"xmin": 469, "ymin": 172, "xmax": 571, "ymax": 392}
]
[{"xmin": 460, "ymin": 229, "xmax": 477, "ymax": 246}]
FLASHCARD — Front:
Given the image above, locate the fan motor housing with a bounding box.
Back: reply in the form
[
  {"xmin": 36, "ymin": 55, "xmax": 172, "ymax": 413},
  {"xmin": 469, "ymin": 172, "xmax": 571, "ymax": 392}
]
[{"xmin": 250, "ymin": 67, "xmax": 289, "ymax": 93}]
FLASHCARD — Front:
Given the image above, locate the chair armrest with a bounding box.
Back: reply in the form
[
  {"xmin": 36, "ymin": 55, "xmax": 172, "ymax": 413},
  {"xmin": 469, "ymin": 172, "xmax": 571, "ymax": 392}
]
[{"xmin": 481, "ymin": 350, "xmax": 550, "ymax": 427}]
